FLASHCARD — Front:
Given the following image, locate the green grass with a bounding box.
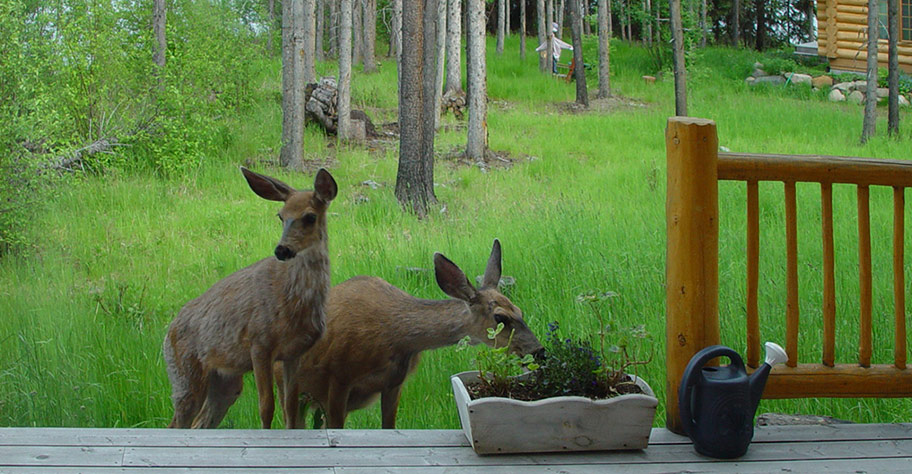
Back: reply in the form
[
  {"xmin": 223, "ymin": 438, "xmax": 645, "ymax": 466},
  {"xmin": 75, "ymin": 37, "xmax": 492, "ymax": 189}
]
[{"xmin": 1, "ymin": 35, "xmax": 911, "ymax": 429}]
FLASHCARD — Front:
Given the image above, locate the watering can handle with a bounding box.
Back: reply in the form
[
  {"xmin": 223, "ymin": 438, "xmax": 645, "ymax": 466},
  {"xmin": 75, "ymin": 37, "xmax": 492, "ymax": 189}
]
[{"xmin": 678, "ymin": 345, "xmax": 745, "ymax": 436}]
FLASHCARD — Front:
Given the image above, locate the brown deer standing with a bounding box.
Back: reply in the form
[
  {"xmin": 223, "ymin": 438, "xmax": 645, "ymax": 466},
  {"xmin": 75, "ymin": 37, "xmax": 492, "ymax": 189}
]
[
  {"xmin": 163, "ymin": 167, "xmax": 337, "ymax": 429},
  {"xmin": 277, "ymin": 239, "xmax": 544, "ymax": 429}
]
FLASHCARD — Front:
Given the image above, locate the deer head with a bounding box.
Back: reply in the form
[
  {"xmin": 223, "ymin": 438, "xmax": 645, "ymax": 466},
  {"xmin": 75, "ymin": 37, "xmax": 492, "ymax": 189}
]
[
  {"xmin": 241, "ymin": 167, "xmax": 338, "ymax": 261},
  {"xmin": 435, "ymin": 239, "xmax": 544, "ymax": 357}
]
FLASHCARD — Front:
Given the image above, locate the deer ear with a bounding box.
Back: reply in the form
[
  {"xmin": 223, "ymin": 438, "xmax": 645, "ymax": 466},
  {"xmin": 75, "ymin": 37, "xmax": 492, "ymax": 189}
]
[
  {"xmin": 481, "ymin": 239, "xmax": 502, "ymax": 289},
  {"xmin": 313, "ymin": 168, "xmax": 338, "ymax": 203},
  {"xmin": 434, "ymin": 253, "xmax": 477, "ymax": 302},
  {"xmin": 241, "ymin": 167, "xmax": 294, "ymax": 202}
]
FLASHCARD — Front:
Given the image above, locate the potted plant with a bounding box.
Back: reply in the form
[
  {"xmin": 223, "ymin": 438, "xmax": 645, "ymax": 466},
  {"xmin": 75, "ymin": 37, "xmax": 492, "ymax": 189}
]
[{"xmin": 451, "ymin": 291, "xmax": 658, "ymax": 455}]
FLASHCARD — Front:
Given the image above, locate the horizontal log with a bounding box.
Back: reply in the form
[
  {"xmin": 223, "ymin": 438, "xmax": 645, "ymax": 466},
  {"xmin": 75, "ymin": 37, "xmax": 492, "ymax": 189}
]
[
  {"xmin": 835, "ymin": 4, "xmax": 866, "ymax": 14},
  {"xmin": 829, "ymin": 56, "xmax": 912, "ymax": 74},
  {"xmin": 718, "ymin": 153, "xmax": 912, "ymax": 186},
  {"xmin": 838, "ymin": 12, "xmax": 869, "ymax": 24},
  {"xmin": 834, "ymin": 48, "xmax": 912, "ymax": 66},
  {"xmin": 838, "ymin": 0, "xmax": 869, "ymax": 6},
  {"xmin": 754, "ymin": 364, "xmax": 912, "ymax": 398}
]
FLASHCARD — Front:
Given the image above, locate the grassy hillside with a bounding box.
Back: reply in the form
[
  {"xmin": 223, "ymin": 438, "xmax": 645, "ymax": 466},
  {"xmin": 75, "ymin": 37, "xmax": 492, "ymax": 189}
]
[{"xmin": 1, "ymin": 36, "xmax": 910, "ymax": 429}]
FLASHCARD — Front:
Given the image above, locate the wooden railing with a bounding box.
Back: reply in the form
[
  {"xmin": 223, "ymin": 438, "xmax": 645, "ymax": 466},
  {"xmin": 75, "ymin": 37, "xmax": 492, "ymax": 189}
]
[{"xmin": 665, "ymin": 117, "xmax": 912, "ymax": 434}]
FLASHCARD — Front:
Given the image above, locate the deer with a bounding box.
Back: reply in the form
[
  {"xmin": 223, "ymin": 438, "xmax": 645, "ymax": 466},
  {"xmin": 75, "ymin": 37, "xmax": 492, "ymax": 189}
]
[
  {"xmin": 163, "ymin": 166, "xmax": 337, "ymax": 429},
  {"xmin": 276, "ymin": 239, "xmax": 544, "ymax": 429}
]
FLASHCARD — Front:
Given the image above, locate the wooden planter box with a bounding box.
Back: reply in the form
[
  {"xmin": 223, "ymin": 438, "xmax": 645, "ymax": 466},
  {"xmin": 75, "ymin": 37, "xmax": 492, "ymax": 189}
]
[{"xmin": 451, "ymin": 371, "xmax": 658, "ymax": 455}]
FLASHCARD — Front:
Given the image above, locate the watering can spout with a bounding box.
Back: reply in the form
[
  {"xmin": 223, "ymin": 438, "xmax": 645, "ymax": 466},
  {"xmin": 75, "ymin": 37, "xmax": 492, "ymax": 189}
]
[{"xmin": 749, "ymin": 342, "xmax": 787, "ymax": 412}]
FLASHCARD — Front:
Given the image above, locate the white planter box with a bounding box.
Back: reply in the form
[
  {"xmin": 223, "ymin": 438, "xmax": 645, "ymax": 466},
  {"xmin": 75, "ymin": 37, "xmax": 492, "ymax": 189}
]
[{"xmin": 451, "ymin": 371, "xmax": 658, "ymax": 455}]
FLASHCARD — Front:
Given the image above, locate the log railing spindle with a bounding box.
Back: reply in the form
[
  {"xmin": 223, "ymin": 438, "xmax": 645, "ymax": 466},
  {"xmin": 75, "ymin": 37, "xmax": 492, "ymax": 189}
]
[
  {"xmin": 857, "ymin": 185, "xmax": 872, "ymax": 368},
  {"xmin": 746, "ymin": 181, "xmax": 760, "ymax": 368},
  {"xmin": 785, "ymin": 181, "xmax": 799, "ymax": 368},
  {"xmin": 821, "ymin": 183, "xmax": 836, "ymax": 367},
  {"xmin": 893, "ymin": 187, "xmax": 907, "ymax": 370}
]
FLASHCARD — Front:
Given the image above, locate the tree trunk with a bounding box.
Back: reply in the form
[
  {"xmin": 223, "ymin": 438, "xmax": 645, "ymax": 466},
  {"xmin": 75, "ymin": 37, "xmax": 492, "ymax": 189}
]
[
  {"xmin": 645, "ymin": 0, "xmax": 652, "ymax": 45},
  {"xmin": 268, "ymin": 0, "xmax": 275, "ymax": 53},
  {"xmin": 887, "ymin": 0, "xmax": 899, "ymax": 136},
  {"xmin": 732, "ymin": 0, "xmax": 740, "ymax": 46},
  {"xmin": 466, "ymin": 0, "xmax": 487, "ymax": 161},
  {"xmin": 497, "ymin": 0, "xmax": 505, "ymax": 54},
  {"xmin": 582, "ymin": 0, "xmax": 590, "ymax": 35},
  {"xmin": 670, "ymin": 0, "xmax": 687, "ymax": 116},
  {"xmin": 353, "ymin": 0, "xmax": 363, "ymax": 64},
  {"xmin": 329, "ymin": 0, "xmax": 339, "ymax": 57},
  {"xmin": 316, "ymin": 0, "xmax": 324, "ymax": 61},
  {"xmin": 363, "ymin": 0, "xmax": 378, "ymax": 72},
  {"xmin": 153, "ymin": 0, "xmax": 166, "ymax": 68},
  {"xmin": 547, "ymin": 0, "xmax": 554, "ymax": 71},
  {"xmin": 304, "ymin": 0, "xmax": 317, "ymax": 84},
  {"xmin": 338, "ymin": 0, "xmax": 353, "ymax": 140},
  {"xmin": 520, "ymin": 0, "xmax": 526, "ymax": 59},
  {"xmin": 756, "ymin": 0, "xmax": 766, "ymax": 50},
  {"xmin": 280, "ymin": 0, "xmax": 306, "ymax": 169},
  {"xmin": 538, "ymin": 0, "xmax": 547, "ymax": 71},
  {"xmin": 506, "ymin": 0, "xmax": 511, "ymax": 36},
  {"xmin": 700, "ymin": 0, "xmax": 707, "ymax": 47},
  {"xmin": 397, "ymin": 0, "xmax": 438, "ymax": 216},
  {"xmin": 570, "ymin": 0, "xmax": 588, "ymax": 107},
  {"xmin": 860, "ymin": 0, "xmax": 879, "ymax": 143},
  {"xmin": 619, "ymin": 0, "xmax": 626, "ymax": 41},
  {"xmin": 445, "ymin": 0, "xmax": 462, "ymax": 92},
  {"xmin": 390, "ymin": 0, "xmax": 402, "ymax": 59},
  {"xmin": 597, "ymin": 0, "xmax": 610, "ymax": 98},
  {"xmin": 557, "ymin": 0, "xmax": 564, "ymax": 38},
  {"xmin": 435, "ymin": 0, "xmax": 447, "ymax": 128}
]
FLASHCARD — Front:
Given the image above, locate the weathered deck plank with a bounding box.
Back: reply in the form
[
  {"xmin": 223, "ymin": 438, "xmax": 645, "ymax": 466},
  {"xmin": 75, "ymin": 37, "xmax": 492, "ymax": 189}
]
[{"xmin": 0, "ymin": 424, "xmax": 909, "ymax": 472}]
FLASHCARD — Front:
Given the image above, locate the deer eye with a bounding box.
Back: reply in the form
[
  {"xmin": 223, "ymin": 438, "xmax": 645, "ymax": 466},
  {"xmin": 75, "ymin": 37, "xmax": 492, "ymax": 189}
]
[
  {"xmin": 494, "ymin": 313, "xmax": 509, "ymax": 326},
  {"xmin": 302, "ymin": 213, "xmax": 317, "ymax": 225}
]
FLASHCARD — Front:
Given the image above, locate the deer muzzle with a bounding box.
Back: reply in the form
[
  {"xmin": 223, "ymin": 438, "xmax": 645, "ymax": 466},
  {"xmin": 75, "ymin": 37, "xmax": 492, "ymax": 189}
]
[{"xmin": 274, "ymin": 245, "xmax": 296, "ymax": 261}]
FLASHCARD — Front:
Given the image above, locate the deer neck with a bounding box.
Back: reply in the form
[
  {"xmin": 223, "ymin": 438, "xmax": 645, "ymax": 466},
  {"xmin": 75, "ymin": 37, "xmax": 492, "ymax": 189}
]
[
  {"xmin": 401, "ymin": 298, "xmax": 476, "ymax": 352},
  {"xmin": 278, "ymin": 240, "xmax": 330, "ymax": 320}
]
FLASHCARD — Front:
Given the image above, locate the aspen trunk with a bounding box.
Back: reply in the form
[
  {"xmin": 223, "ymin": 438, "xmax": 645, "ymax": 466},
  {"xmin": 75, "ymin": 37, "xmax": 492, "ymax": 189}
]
[
  {"xmin": 353, "ymin": 0, "xmax": 363, "ymax": 64},
  {"xmin": 363, "ymin": 0, "xmax": 377, "ymax": 72},
  {"xmin": 887, "ymin": 0, "xmax": 900, "ymax": 136},
  {"xmin": 268, "ymin": 0, "xmax": 275, "ymax": 53},
  {"xmin": 434, "ymin": 0, "xmax": 447, "ymax": 128},
  {"xmin": 445, "ymin": 0, "xmax": 462, "ymax": 93},
  {"xmin": 732, "ymin": 0, "xmax": 740, "ymax": 46},
  {"xmin": 466, "ymin": 0, "xmax": 487, "ymax": 161},
  {"xmin": 597, "ymin": 0, "xmax": 610, "ymax": 98},
  {"xmin": 860, "ymin": 0, "xmax": 879, "ymax": 143},
  {"xmin": 547, "ymin": 0, "xmax": 554, "ymax": 71},
  {"xmin": 304, "ymin": 0, "xmax": 317, "ymax": 84},
  {"xmin": 700, "ymin": 0, "xmax": 707, "ymax": 47},
  {"xmin": 570, "ymin": 0, "xmax": 588, "ymax": 107},
  {"xmin": 670, "ymin": 0, "xmax": 687, "ymax": 116},
  {"xmin": 329, "ymin": 0, "xmax": 339, "ymax": 57},
  {"xmin": 316, "ymin": 0, "xmax": 324, "ymax": 61},
  {"xmin": 338, "ymin": 0, "xmax": 353, "ymax": 140},
  {"xmin": 557, "ymin": 0, "xmax": 564, "ymax": 38},
  {"xmin": 497, "ymin": 0, "xmax": 505, "ymax": 54},
  {"xmin": 397, "ymin": 0, "xmax": 438, "ymax": 216},
  {"xmin": 645, "ymin": 0, "xmax": 652, "ymax": 45},
  {"xmin": 153, "ymin": 0, "xmax": 167, "ymax": 68},
  {"xmin": 538, "ymin": 0, "xmax": 547, "ymax": 71},
  {"xmin": 390, "ymin": 0, "xmax": 402, "ymax": 59},
  {"xmin": 520, "ymin": 0, "xmax": 526, "ymax": 59}
]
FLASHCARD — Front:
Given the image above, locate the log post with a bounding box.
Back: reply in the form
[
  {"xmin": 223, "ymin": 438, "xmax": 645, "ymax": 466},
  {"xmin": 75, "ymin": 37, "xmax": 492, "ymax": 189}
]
[{"xmin": 665, "ymin": 117, "xmax": 720, "ymax": 434}]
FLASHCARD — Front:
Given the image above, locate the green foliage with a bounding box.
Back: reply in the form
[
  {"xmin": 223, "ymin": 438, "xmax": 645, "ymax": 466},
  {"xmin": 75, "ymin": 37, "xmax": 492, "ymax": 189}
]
[{"xmin": 456, "ymin": 324, "xmax": 538, "ymax": 396}]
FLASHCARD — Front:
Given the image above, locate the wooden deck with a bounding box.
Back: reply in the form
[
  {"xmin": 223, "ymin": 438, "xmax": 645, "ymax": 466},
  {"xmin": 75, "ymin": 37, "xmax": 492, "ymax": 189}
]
[{"xmin": 1, "ymin": 423, "xmax": 910, "ymax": 472}]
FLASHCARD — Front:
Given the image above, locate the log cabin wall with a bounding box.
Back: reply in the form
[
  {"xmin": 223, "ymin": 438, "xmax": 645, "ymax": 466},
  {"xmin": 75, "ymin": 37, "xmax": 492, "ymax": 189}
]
[{"xmin": 818, "ymin": 0, "xmax": 912, "ymax": 73}]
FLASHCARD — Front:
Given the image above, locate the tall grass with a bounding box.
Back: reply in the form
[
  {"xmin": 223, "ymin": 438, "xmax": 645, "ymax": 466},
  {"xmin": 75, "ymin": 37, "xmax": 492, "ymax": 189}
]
[{"xmin": 1, "ymin": 35, "xmax": 910, "ymax": 429}]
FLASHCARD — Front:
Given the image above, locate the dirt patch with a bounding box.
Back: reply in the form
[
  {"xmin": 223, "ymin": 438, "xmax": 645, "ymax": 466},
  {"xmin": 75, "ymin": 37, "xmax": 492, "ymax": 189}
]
[
  {"xmin": 440, "ymin": 146, "xmax": 535, "ymax": 171},
  {"xmin": 466, "ymin": 378, "xmax": 644, "ymax": 402},
  {"xmin": 555, "ymin": 94, "xmax": 649, "ymax": 114}
]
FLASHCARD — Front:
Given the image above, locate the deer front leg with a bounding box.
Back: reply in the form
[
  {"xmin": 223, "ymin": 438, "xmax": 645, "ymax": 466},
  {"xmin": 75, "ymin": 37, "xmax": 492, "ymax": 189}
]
[
  {"xmin": 281, "ymin": 356, "xmax": 301, "ymax": 429},
  {"xmin": 326, "ymin": 378, "xmax": 351, "ymax": 429},
  {"xmin": 251, "ymin": 346, "xmax": 275, "ymax": 429},
  {"xmin": 380, "ymin": 384, "xmax": 403, "ymax": 429}
]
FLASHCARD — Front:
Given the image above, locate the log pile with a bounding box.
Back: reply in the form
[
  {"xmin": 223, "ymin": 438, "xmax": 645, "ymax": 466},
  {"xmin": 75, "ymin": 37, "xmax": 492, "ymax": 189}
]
[
  {"xmin": 305, "ymin": 77, "xmax": 376, "ymax": 138},
  {"xmin": 441, "ymin": 89, "xmax": 466, "ymax": 119}
]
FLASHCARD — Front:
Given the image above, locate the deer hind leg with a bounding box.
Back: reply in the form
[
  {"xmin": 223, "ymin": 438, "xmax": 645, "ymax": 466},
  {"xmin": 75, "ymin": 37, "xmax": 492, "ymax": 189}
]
[
  {"xmin": 163, "ymin": 335, "xmax": 205, "ymax": 428},
  {"xmin": 190, "ymin": 371, "xmax": 243, "ymax": 429},
  {"xmin": 280, "ymin": 357, "xmax": 301, "ymax": 429},
  {"xmin": 325, "ymin": 379, "xmax": 352, "ymax": 429}
]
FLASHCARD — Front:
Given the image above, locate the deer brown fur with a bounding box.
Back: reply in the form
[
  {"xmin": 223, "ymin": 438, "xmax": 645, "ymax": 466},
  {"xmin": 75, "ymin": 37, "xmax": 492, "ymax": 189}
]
[
  {"xmin": 163, "ymin": 167, "xmax": 337, "ymax": 429},
  {"xmin": 277, "ymin": 239, "xmax": 543, "ymax": 429}
]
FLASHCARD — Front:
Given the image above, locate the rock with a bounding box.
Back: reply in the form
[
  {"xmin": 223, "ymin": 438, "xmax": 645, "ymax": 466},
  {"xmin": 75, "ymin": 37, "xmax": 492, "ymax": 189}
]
[
  {"xmin": 753, "ymin": 61, "xmax": 764, "ymax": 70},
  {"xmin": 786, "ymin": 73, "xmax": 812, "ymax": 86},
  {"xmin": 828, "ymin": 89, "xmax": 846, "ymax": 102},
  {"xmin": 751, "ymin": 75, "xmax": 786, "ymax": 86},
  {"xmin": 877, "ymin": 87, "xmax": 889, "ymax": 98},
  {"xmin": 848, "ymin": 90, "xmax": 865, "ymax": 104},
  {"xmin": 751, "ymin": 68, "xmax": 767, "ymax": 78},
  {"xmin": 812, "ymin": 75, "xmax": 834, "ymax": 88},
  {"xmin": 745, "ymin": 77, "xmax": 756, "ymax": 85},
  {"xmin": 642, "ymin": 75, "xmax": 656, "ymax": 84},
  {"xmin": 852, "ymin": 80, "xmax": 868, "ymax": 93},
  {"xmin": 832, "ymin": 82, "xmax": 853, "ymax": 93},
  {"xmin": 900, "ymin": 95, "xmax": 910, "ymax": 107}
]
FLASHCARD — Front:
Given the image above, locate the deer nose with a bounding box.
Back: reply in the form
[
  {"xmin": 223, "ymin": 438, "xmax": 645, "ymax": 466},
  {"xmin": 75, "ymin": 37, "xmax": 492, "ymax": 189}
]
[
  {"xmin": 274, "ymin": 245, "xmax": 295, "ymax": 261},
  {"xmin": 531, "ymin": 347, "xmax": 546, "ymax": 361}
]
